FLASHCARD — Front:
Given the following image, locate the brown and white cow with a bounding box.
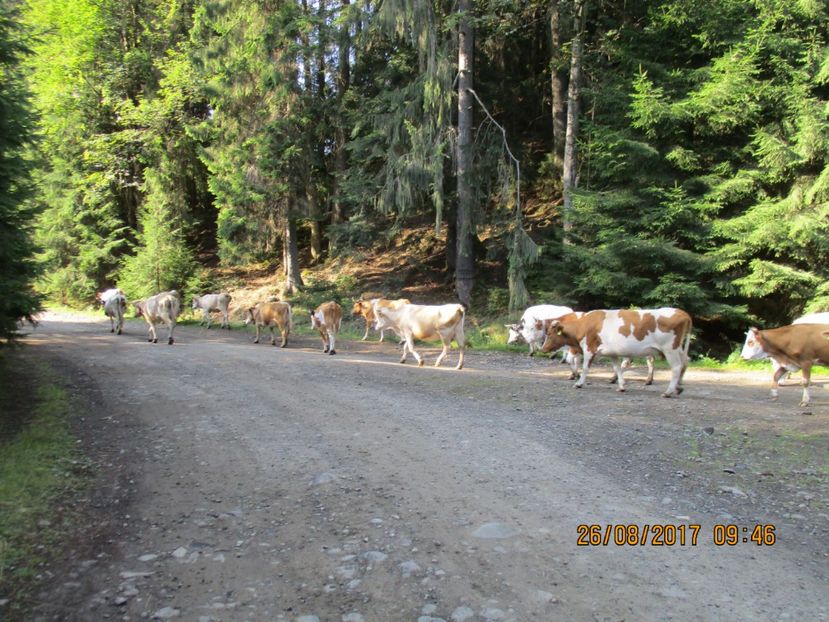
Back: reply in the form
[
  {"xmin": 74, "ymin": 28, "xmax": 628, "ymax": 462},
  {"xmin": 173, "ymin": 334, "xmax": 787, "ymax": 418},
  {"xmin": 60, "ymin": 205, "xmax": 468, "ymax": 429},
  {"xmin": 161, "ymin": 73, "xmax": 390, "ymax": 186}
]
[
  {"xmin": 351, "ymin": 297, "xmax": 411, "ymax": 341},
  {"xmin": 535, "ymin": 314, "xmax": 655, "ymax": 384},
  {"xmin": 541, "ymin": 308, "xmax": 692, "ymax": 397},
  {"xmin": 311, "ymin": 301, "xmax": 343, "ymax": 355},
  {"xmin": 374, "ymin": 303, "xmax": 466, "ymax": 369},
  {"xmin": 244, "ymin": 301, "xmax": 292, "ymax": 347},
  {"xmin": 741, "ymin": 323, "xmax": 829, "ymax": 406},
  {"xmin": 133, "ymin": 290, "xmax": 181, "ymax": 345}
]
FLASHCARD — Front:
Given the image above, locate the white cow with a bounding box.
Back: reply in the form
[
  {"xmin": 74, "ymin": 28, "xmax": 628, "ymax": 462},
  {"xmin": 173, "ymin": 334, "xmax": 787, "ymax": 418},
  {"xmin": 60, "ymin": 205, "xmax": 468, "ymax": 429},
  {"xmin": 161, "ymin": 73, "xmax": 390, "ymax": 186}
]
[
  {"xmin": 134, "ymin": 290, "xmax": 181, "ymax": 345},
  {"xmin": 541, "ymin": 308, "xmax": 693, "ymax": 397},
  {"xmin": 192, "ymin": 293, "xmax": 232, "ymax": 329},
  {"xmin": 506, "ymin": 304, "xmax": 574, "ymax": 356},
  {"xmin": 375, "ymin": 303, "xmax": 466, "ymax": 369},
  {"xmin": 103, "ymin": 289, "xmax": 127, "ymax": 335}
]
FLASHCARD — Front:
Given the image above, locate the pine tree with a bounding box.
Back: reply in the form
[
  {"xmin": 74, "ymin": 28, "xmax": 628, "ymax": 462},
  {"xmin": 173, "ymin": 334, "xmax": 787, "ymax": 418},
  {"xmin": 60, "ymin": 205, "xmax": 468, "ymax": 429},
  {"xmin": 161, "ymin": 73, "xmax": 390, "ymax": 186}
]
[{"xmin": 0, "ymin": 3, "xmax": 41, "ymax": 338}]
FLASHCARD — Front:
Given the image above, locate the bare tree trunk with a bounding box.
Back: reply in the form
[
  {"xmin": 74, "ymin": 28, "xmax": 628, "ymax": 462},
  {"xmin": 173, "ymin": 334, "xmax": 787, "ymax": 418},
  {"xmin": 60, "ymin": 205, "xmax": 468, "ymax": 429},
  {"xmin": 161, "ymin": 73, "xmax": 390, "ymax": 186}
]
[
  {"xmin": 455, "ymin": 0, "xmax": 475, "ymax": 307},
  {"xmin": 550, "ymin": 0, "xmax": 567, "ymax": 173},
  {"xmin": 562, "ymin": 0, "xmax": 586, "ymax": 235},
  {"xmin": 332, "ymin": 0, "xmax": 351, "ymax": 228},
  {"xmin": 283, "ymin": 199, "xmax": 304, "ymax": 294}
]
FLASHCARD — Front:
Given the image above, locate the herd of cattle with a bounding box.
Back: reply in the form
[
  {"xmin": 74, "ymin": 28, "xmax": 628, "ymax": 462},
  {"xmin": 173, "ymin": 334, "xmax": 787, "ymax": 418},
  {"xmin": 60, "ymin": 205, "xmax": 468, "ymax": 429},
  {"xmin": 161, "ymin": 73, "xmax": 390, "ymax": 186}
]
[{"xmin": 94, "ymin": 289, "xmax": 829, "ymax": 407}]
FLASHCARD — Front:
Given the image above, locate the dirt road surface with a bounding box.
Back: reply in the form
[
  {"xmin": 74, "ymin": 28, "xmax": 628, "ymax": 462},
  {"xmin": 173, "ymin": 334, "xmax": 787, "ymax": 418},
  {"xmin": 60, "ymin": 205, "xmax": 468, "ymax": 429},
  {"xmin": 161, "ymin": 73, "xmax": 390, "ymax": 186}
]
[{"xmin": 14, "ymin": 312, "xmax": 829, "ymax": 621}]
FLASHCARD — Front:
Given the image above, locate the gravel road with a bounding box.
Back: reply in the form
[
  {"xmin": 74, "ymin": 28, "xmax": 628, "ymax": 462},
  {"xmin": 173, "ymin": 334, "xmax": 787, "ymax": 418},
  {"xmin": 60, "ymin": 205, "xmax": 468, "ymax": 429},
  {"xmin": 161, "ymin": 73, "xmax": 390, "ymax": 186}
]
[{"xmin": 17, "ymin": 312, "xmax": 829, "ymax": 621}]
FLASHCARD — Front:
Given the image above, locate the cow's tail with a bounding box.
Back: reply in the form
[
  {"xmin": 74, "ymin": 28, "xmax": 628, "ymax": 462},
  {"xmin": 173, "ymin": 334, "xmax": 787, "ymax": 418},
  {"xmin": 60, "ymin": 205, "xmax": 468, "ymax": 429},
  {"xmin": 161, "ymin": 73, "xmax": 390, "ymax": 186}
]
[
  {"xmin": 454, "ymin": 304, "xmax": 466, "ymax": 348},
  {"xmin": 287, "ymin": 304, "xmax": 293, "ymax": 330}
]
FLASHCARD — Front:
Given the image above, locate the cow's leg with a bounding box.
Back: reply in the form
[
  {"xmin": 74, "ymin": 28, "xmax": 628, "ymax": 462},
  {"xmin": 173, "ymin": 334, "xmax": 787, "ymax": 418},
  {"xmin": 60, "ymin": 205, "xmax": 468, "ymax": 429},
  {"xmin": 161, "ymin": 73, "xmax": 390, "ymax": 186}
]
[
  {"xmin": 454, "ymin": 324, "xmax": 465, "ymax": 370},
  {"xmin": 222, "ymin": 311, "xmax": 230, "ymax": 329},
  {"xmin": 645, "ymin": 356, "xmax": 655, "ymax": 386},
  {"xmin": 116, "ymin": 312, "xmax": 123, "ymax": 335},
  {"xmin": 662, "ymin": 350, "xmax": 684, "ymax": 397},
  {"xmin": 253, "ymin": 325, "xmax": 261, "ymax": 344},
  {"xmin": 167, "ymin": 321, "xmax": 175, "ymax": 345},
  {"xmin": 575, "ymin": 348, "xmax": 593, "ymax": 388},
  {"xmin": 204, "ymin": 310, "xmax": 212, "ymax": 329},
  {"xmin": 328, "ymin": 330, "xmax": 336, "ymax": 355},
  {"xmin": 770, "ymin": 366, "xmax": 788, "ymax": 400},
  {"xmin": 398, "ymin": 336, "xmax": 410, "ymax": 364},
  {"xmin": 362, "ymin": 320, "xmax": 370, "ymax": 341},
  {"xmin": 610, "ymin": 357, "xmax": 626, "ymax": 392},
  {"xmin": 434, "ymin": 335, "xmax": 450, "ymax": 368},
  {"xmin": 528, "ymin": 341, "xmax": 536, "ymax": 357},
  {"xmin": 799, "ymin": 363, "xmax": 813, "ymax": 407},
  {"xmin": 269, "ymin": 326, "xmax": 276, "ymax": 346},
  {"xmin": 280, "ymin": 325, "xmax": 288, "ymax": 348}
]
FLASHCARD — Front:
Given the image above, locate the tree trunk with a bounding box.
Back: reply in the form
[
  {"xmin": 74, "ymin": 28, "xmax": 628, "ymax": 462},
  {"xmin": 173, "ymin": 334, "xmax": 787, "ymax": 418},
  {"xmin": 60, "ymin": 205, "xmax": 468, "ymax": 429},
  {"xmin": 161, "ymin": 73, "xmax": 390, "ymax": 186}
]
[
  {"xmin": 562, "ymin": 0, "xmax": 586, "ymax": 235},
  {"xmin": 332, "ymin": 0, "xmax": 351, "ymax": 227},
  {"xmin": 550, "ymin": 0, "xmax": 567, "ymax": 174},
  {"xmin": 455, "ymin": 0, "xmax": 475, "ymax": 307},
  {"xmin": 283, "ymin": 199, "xmax": 304, "ymax": 294}
]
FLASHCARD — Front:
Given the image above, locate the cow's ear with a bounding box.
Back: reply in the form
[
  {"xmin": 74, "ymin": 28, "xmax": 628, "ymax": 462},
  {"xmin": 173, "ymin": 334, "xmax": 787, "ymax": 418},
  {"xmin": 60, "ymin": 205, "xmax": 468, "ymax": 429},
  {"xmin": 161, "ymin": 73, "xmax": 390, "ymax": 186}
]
[
  {"xmin": 534, "ymin": 320, "xmax": 543, "ymax": 330},
  {"xmin": 555, "ymin": 326, "xmax": 563, "ymax": 336},
  {"xmin": 749, "ymin": 326, "xmax": 759, "ymax": 335}
]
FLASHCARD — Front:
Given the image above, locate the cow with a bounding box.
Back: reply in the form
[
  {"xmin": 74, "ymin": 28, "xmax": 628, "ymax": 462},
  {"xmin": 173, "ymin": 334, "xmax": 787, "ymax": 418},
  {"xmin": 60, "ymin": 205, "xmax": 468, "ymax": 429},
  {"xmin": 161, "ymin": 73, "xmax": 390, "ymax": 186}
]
[
  {"xmin": 192, "ymin": 293, "xmax": 232, "ymax": 329},
  {"xmin": 541, "ymin": 308, "xmax": 692, "ymax": 397},
  {"xmin": 505, "ymin": 304, "xmax": 574, "ymax": 356},
  {"xmin": 741, "ymin": 323, "xmax": 829, "ymax": 406},
  {"xmin": 103, "ymin": 289, "xmax": 127, "ymax": 335},
  {"xmin": 133, "ymin": 290, "xmax": 181, "ymax": 345},
  {"xmin": 311, "ymin": 301, "xmax": 343, "ymax": 354},
  {"xmin": 351, "ymin": 297, "xmax": 411, "ymax": 341},
  {"xmin": 763, "ymin": 312, "xmax": 829, "ymax": 380},
  {"xmin": 96, "ymin": 288, "xmax": 122, "ymax": 306},
  {"xmin": 374, "ymin": 303, "xmax": 466, "ymax": 369},
  {"xmin": 538, "ymin": 313, "xmax": 655, "ymax": 384},
  {"xmin": 244, "ymin": 301, "xmax": 292, "ymax": 347}
]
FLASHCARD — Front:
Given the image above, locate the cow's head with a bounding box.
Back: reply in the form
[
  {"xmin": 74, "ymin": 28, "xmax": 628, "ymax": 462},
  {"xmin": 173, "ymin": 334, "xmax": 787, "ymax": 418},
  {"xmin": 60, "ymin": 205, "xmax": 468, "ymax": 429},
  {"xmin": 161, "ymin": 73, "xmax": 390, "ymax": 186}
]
[
  {"xmin": 133, "ymin": 301, "xmax": 145, "ymax": 318},
  {"xmin": 541, "ymin": 320, "xmax": 566, "ymax": 353},
  {"xmin": 352, "ymin": 299, "xmax": 371, "ymax": 318},
  {"xmin": 243, "ymin": 307, "xmax": 256, "ymax": 326},
  {"xmin": 191, "ymin": 296, "xmax": 200, "ymax": 310},
  {"xmin": 505, "ymin": 320, "xmax": 525, "ymax": 345},
  {"xmin": 740, "ymin": 327, "xmax": 767, "ymax": 361}
]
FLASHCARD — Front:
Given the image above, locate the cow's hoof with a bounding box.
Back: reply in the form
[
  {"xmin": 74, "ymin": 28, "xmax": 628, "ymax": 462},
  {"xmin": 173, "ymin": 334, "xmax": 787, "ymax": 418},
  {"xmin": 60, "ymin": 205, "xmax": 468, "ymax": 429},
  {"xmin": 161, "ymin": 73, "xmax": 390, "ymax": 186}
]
[
  {"xmin": 418, "ymin": 361, "xmax": 424, "ymax": 367},
  {"xmin": 117, "ymin": 329, "xmax": 122, "ymax": 335},
  {"xmin": 280, "ymin": 344, "xmax": 287, "ymax": 348},
  {"xmin": 645, "ymin": 380, "xmax": 653, "ymax": 386},
  {"xmin": 110, "ymin": 328, "xmax": 114, "ymax": 333},
  {"xmin": 676, "ymin": 387, "xmax": 684, "ymax": 395},
  {"xmin": 253, "ymin": 340, "xmax": 260, "ymax": 344},
  {"xmin": 324, "ymin": 346, "xmax": 329, "ymax": 353},
  {"xmin": 329, "ymin": 350, "xmax": 336, "ymax": 355},
  {"xmin": 573, "ymin": 384, "xmax": 583, "ymax": 389},
  {"xmin": 168, "ymin": 338, "xmax": 174, "ymax": 345},
  {"xmin": 152, "ymin": 338, "xmax": 158, "ymax": 344},
  {"xmin": 567, "ymin": 374, "xmax": 576, "ymax": 380},
  {"xmin": 616, "ymin": 387, "xmax": 626, "ymax": 393},
  {"xmin": 609, "ymin": 378, "xmax": 618, "ymax": 384},
  {"xmin": 399, "ymin": 359, "xmax": 406, "ymax": 364},
  {"xmin": 799, "ymin": 401, "xmax": 810, "ymax": 407},
  {"xmin": 661, "ymin": 392, "xmax": 673, "ymax": 398},
  {"xmin": 147, "ymin": 338, "xmax": 153, "ymax": 342}
]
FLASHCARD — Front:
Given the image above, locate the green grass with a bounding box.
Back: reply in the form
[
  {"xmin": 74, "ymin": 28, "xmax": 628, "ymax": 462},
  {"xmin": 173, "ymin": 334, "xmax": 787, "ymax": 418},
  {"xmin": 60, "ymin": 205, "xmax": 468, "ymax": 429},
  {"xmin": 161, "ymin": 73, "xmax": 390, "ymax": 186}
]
[{"xmin": 0, "ymin": 354, "xmax": 89, "ymax": 605}]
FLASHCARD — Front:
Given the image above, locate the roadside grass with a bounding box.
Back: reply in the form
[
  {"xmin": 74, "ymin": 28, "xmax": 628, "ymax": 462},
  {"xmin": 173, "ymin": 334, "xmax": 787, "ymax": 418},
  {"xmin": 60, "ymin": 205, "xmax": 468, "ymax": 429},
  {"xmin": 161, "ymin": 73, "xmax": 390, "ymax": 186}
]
[{"xmin": 0, "ymin": 353, "xmax": 89, "ymax": 608}]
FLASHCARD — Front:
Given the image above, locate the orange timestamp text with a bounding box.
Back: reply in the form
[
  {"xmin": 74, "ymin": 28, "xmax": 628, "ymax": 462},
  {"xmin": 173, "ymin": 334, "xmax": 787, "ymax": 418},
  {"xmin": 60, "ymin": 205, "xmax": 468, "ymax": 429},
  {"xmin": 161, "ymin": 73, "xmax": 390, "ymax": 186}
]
[{"xmin": 576, "ymin": 523, "xmax": 776, "ymax": 547}]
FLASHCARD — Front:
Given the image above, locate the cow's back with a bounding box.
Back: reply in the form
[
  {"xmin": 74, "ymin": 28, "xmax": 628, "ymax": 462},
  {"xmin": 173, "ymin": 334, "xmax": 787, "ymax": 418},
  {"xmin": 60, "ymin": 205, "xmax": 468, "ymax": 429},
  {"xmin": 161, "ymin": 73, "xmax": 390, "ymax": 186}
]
[
  {"xmin": 762, "ymin": 323, "xmax": 829, "ymax": 363},
  {"xmin": 593, "ymin": 308, "xmax": 691, "ymax": 355},
  {"xmin": 259, "ymin": 301, "xmax": 291, "ymax": 327}
]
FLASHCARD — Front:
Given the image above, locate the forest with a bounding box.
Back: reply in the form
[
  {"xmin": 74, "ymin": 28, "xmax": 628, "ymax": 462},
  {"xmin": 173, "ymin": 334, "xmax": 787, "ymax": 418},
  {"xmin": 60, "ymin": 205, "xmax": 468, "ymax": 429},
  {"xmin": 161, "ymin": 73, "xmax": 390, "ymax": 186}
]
[{"xmin": 2, "ymin": 0, "xmax": 828, "ymax": 353}]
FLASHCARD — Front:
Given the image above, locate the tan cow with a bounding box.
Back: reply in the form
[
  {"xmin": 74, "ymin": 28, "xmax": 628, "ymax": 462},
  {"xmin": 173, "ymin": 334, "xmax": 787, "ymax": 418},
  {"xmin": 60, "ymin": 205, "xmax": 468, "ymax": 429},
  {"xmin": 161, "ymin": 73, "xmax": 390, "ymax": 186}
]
[
  {"xmin": 133, "ymin": 290, "xmax": 181, "ymax": 345},
  {"xmin": 351, "ymin": 297, "xmax": 411, "ymax": 341},
  {"xmin": 741, "ymin": 323, "xmax": 829, "ymax": 406},
  {"xmin": 311, "ymin": 301, "xmax": 343, "ymax": 355},
  {"xmin": 374, "ymin": 303, "xmax": 466, "ymax": 369},
  {"xmin": 244, "ymin": 301, "xmax": 292, "ymax": 347},
  {"xmin": 541, "ymin": 308, "xmax": 692, "ymax": 397}
]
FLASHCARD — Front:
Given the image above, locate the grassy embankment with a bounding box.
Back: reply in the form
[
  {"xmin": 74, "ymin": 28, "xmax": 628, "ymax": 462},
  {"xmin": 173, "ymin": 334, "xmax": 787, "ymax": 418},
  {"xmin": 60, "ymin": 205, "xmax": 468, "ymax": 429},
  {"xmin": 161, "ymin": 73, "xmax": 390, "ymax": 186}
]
[{"xmin": 0, "ymin": 352, "xmax": 89, "ymax": 612}]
